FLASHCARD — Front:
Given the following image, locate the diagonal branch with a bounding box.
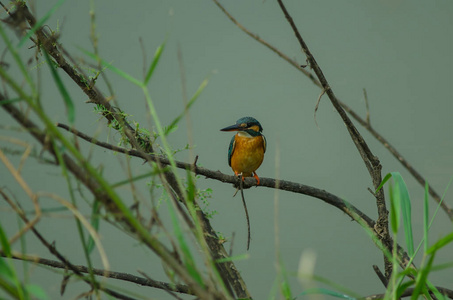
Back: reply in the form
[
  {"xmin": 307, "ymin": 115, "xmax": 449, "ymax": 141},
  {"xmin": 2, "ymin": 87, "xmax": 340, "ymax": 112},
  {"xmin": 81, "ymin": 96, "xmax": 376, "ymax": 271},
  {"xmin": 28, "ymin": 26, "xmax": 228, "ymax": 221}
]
[
  {"xmin": 276, "ymin": 0, "xmax": 391, "ymax": 278},
  {"xmin": 0, "ymin": 251, "xmax": 193, "ymax": 296}
]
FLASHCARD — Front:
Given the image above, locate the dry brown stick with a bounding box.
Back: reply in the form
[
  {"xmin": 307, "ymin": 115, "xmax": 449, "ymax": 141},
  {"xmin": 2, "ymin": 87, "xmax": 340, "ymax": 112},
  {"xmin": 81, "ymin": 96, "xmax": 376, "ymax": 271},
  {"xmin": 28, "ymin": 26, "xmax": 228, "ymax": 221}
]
[
  {"xmin": 0, "ymin": 251, "xmax": 193, "ymax": 295},
  {"xmin": 372, "ymin": 265, "xmax": 388, "ymax": 288},
  {"xmin": 275, "ymin": 0, "xmax": 391, "ymax": 277},
  {"xmin": 211, "ymin": 0, "xmax": 452, "ymax": 221}
]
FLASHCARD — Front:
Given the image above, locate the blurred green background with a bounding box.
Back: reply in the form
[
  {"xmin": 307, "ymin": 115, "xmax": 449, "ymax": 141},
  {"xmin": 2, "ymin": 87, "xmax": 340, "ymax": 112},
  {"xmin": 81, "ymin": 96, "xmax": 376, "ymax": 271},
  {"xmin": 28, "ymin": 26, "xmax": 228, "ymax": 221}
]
[{"xmin": 1, "ymin": 0, "xmax": 452, "ymax": 299}]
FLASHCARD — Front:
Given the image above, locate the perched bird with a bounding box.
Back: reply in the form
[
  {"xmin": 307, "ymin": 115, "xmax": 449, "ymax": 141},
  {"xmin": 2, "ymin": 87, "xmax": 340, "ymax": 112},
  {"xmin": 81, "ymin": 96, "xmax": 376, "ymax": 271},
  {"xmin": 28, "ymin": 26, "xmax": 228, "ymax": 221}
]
[{"xmin": 220, "ymin": 116, "xmax": 266, "ymax": 185}]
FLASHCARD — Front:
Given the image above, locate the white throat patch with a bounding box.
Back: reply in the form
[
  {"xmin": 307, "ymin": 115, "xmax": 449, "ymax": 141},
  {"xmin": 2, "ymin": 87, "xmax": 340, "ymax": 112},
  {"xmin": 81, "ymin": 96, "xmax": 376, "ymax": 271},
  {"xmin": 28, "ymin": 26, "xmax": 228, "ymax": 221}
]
[{"xmin": 238, "ymin": 131, "xmax": 253, "ymax": 138}]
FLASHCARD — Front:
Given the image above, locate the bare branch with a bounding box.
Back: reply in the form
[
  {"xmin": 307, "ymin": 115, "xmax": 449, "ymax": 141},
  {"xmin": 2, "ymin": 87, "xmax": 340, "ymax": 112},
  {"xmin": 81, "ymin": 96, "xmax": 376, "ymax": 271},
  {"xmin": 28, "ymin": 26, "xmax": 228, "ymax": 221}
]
[{"xmin": 0, "ymin": 251, "xmax": 193, "ymax": 296}]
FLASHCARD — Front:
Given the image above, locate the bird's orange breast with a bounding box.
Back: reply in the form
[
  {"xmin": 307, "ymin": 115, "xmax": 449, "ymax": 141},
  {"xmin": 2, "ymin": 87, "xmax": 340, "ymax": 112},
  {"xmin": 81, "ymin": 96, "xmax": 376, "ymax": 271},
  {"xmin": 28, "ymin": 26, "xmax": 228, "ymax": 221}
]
[{"xmin": 230, "ymin": 134, "xmax": 265, "ymax": 177}]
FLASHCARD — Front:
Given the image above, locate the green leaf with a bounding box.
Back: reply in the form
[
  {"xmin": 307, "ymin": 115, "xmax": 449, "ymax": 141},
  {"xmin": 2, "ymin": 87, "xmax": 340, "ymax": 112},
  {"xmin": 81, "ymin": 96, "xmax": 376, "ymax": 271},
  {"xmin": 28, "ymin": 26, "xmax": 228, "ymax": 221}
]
[
  {"xmin": 0, "ymin": 98, "xmax": 23, "ymax": 106},
  {"xmin": 423, "ymin": 181, "xmax": 429, "ymax": 254},
  {"xmin": 78, "ymin": 47, "xmax": 143, "ymax": 87},
  {"xmin": 381, "ymin": 172, "xmax": 414, "ymax": 256},
  {"xmin": 18, "ymin": 0, "xmax": 67, "ymax": 48},
  {"xmin": 165, "ymin": 196, "xmax": 204, "ymax": 287},
  {"xmin": 412, "ymin": 254, "xmax": 435, "ymax": 299},
  {"xmin": 164, "ymin": 77, "xmax": 208, "ymax": 136},
  {"xmin": 299, "ymin": 288, "xmax": 356, "ymax": 299},
  {"xmin": 111, "ymin": 171, "xmax": 158, "ymax": 188},
  {"xmin": 396, "ymin": 279, "xmax": 415, "ymax": 299},
  {"xmin": 389, "ymin": 183, "xmax": 400, "ymax": 234},
  {"xmin": 0, "ymin": 221, "xmax": 11, "ymax": 257},
  {"xmin": 275, "ymin": 254, "xmax": 293, "ymax": 300},
  {"xmin": 426, "ymin": 281, "xmax": 446, "ymax": 300},
  {"xmin": 375, "ymin": 172, "xmax": 392, "ymax": 193},
  {"xmin": 0, "ymin": 257, "xmax": 13, "ymax": 278},
  {"xmin": 42, "ymin": 50, "xmax": 75, "ymax": 123},
  {"xmin": 429, "ymin": 261, "xmax": 453, "ymax": 272},
  {"xmin": 25, "ymin": 284, "xmax": 48, "ymax": 300},
  {"xmin": 214, "ymin": 253, "xmax": 249, "ymax": 263},
  {"xmin": 144, "ymin": 41, "xmax": 165, "ymax": 85},
  {"xmin": 426, "ymin": 231, "xmax": 453, "ymax": 254},
  {"xmin": 86, "ymin": 199, "xmax": 101, "ymax": 255}
]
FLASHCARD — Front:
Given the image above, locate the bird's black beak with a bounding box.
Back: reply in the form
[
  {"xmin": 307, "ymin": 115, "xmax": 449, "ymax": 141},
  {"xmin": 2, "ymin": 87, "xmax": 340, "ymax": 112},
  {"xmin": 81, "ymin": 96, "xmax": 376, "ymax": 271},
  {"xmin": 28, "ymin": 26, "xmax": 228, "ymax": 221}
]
[{"xmin": 220, "ymin": 123, "xmax": 243, "ymax": 132}]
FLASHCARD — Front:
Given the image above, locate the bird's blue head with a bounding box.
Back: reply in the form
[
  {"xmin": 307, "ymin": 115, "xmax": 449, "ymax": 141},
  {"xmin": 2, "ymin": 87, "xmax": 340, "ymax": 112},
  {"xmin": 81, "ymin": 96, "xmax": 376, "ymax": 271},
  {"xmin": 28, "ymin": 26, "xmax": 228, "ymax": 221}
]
[{"xmin": 220, "ymin": 116, "xmax": 263, "ymax": 136}]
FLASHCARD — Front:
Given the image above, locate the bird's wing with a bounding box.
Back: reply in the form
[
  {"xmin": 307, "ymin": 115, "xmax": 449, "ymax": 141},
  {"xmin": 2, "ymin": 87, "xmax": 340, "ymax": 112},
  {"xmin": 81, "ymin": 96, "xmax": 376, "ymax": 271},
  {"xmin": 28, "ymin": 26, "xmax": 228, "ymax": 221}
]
[
  {"xmin": 228, "ymin": 135, "xmax": 236, "ymax": 167},
  {"xmin": 262, "ymin": 135, "xmax": 267, "ymax": 153}
]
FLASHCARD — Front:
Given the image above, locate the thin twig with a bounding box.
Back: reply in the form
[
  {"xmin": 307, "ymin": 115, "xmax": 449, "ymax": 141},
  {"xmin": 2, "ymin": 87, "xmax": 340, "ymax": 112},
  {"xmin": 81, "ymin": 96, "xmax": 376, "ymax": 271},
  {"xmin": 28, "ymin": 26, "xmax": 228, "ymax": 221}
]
[
  {"xmin": 372, "ymin": 265, "xmax": 388, "ymax": 287},
  {"xmin": 138, "ymin": 270, "xmax": 186, "ymax": 299},
  {"xmin": 0, "ymin": 251, "xmax": 192, "ymax": 295},
  {"xmin": 363, "ymin": 88, "xmax": 371, "ymax": 125},
  {"xmin": 314, "ymin": 88, "xmax": 326, "ymax": 129},
  {"xmin": 211, "ymin": 0, "xmax": 316, "ymax": 83}
]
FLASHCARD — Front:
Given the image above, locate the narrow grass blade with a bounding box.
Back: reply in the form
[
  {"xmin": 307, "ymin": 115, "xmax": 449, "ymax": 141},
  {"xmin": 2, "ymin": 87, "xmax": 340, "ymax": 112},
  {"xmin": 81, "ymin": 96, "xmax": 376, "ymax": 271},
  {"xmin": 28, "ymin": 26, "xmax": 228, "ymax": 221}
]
[
  {"xmin": 299, "ymin": 288, "xmax": 356, "ymax": 299},
  {"xmin": 164, "ymin": 78, "xmax": 208, "ymax": 135},
  {"xmin": 42, "ymin": 50, "xmax": 75, "ymax": 123},
  {"xmin": 278, "ymin": 258, "xmax": 293, "ymax": 300},
  {"xmin": 396, "ymin": 280, "xmax": 415, "ymax": 299},
  {"xmin": 144, "ymin": 41, "xmax": 165, "ymax": 85},
  {"xmin": 18, "ymin": 0, "xmax": 67, "ymax": 48},
  {"xmin": 394, "ymin": 172, "xmax": 414, "ymax": 256},
  {"xmin": 381, "ymin": 172, "xmax": 414, "ymax": 256},
  {"xmin": 86, "ymin": 199, "xmax": 101, "ymax": 255},
  {"xmin": 0, "ymin": 221, "xmax": 11, "ymax": 257},
  {"xmin": 78, "ymin": 47, "xmax": 143, "ymax": 87},
  {"xmin": 426, "ymin": 231, "xmax": 453, "ymax": 254},
  {"xmin": 375, "ymin": 172, "xmax": 393, "ymax": 192},
  {"xmin": 0, "ymin": 98, "xmax": 23, "ymax": 105},
  {"xmin": 165, "ymin": 197, "xmax": 204, "ymax": 286},
  {"xmin": 0, "ymin": 224, "xmax": 28, "ymax": 299},
  {"xmin": 412, "ymin": 254, "xmax": 435, "ymax": 299},
  {"xmin": 25, "ymin": 284, "xmax": 48, "ymax": 300},
  {"xmin": 111, "ymin": 171, "xmax": 159, "ymax": 188},
  {"xmin": 426, "ymin": 281, "xmax": 446, "ymax": 300},
  {"xmin": 0, "ymin": 24, "xmax": 35, "ymax": 93},
  {"xmin": 0, "ymin": 276, "xmax": 23, "ymax": 300},
  {"xmin": 423, "ymin": 181, "xmax": 429, "ymax": 253},
  {"xmin": 0, "ymin": 257, "xmax": 13, "ymax": 278},
  {"xmin": 430, "ymin": 261, "xmax": 453, "ymax": 271},
  {"xmin": 389, "ymin": 183, "xmax": 400, "ymax": 234},
  {"xmin": 214, "ymin": 253, "xmax": 249, "ymax": 263}
]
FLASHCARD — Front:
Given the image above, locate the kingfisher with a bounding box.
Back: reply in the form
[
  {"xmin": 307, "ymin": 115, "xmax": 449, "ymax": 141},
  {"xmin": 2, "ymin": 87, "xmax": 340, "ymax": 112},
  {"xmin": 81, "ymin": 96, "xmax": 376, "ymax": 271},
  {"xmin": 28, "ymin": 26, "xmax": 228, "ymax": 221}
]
[{"xmin": 220, "ymin": 116, "xmax": 266, "ymax": 185}]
